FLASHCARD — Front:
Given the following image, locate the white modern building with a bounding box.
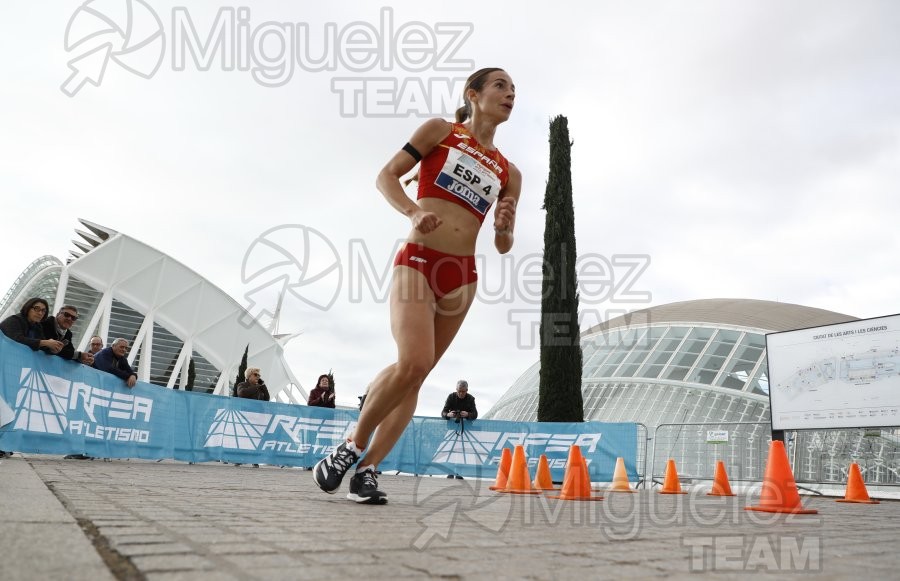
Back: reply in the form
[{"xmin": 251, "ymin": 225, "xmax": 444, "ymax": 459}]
[
  {"xmin": 0, "ymin": 220, "xmax": 307, "ymax": 403},
  {"xmin": 486, "ymin": 299, "xmax": 855, "ymax": 424},
  {"xmin": 485, "ymin": 299, "xmax": 900, "ymax": 485}
]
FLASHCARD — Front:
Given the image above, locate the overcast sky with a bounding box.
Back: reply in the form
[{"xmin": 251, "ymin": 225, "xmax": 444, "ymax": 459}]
[{"xmin": 2, "ymin": 1, "xmax": 898, "ymax": 417}]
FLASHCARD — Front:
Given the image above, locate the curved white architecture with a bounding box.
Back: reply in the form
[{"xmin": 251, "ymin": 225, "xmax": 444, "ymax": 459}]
[
  {"xmin": 487, "ymin": 298, "xmax": 856, "ymax": 424},
  {"xmin": 0, "ymin": 220, "xmax": 307, "ymax": 403},
  {"xmin": 0, "ymin": 255, "xmax": 63, "ymax": 317},
  {"xmin": 485, "ymin": 299, "xmax": 900, "ymax": 485}
]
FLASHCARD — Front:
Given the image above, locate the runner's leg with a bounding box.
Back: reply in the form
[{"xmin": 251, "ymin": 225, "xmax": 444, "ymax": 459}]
[{"xmin": 359, "ymin": 281, "xmax": 476, "ymax": 467}]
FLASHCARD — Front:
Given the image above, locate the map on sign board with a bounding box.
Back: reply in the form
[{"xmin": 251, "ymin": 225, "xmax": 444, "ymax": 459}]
[{"xmin": 767, "ymin": 314, "xmax": 900, "ymax": 430}]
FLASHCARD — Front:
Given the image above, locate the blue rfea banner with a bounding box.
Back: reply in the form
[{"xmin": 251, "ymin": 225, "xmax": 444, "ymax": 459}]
[{"xmin": 0, "ymin": 335, "xmax": 638, "ymax": 481}]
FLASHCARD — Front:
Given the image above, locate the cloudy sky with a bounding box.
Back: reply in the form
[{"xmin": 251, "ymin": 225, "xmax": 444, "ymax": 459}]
[{"xmin": 2, "ymin": 1, "xmax": 898, "ymax": 417}]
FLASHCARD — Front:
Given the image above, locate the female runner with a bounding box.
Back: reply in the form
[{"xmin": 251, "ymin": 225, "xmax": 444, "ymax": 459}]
[{"xmin": 314, "ymin": 67, "xmax": 521, "ymax": 504}]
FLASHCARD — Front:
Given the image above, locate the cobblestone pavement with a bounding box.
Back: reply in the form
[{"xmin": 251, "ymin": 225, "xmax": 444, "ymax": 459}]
[{"xmin": 2, "ymin": 455, "xmax": 899, "ymax": 580}]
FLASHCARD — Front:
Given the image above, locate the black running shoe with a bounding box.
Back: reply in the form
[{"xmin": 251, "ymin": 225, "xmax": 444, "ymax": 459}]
[
  {"xmin": 313, "ymin": 441, "xmax": 359, "ymax": 493},
  {"xmin": 347, "ymin": 468, "xmax": 388, "ymax": 504}
]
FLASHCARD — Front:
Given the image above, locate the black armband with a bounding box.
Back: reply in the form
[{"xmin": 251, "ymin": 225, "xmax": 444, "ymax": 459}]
[{"xmin": 402, "ymin": 142, "xmax": 422, "ymax": 162}]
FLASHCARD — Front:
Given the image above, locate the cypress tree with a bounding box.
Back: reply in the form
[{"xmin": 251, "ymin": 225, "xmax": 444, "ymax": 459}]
[
  {"xmin": 538, "ymin": 115, "xmax": 584, "ymax": 422},
  {"xmin": 233, "ymin": 345, "xmax": 249, "ymax": 397},
  {"xmin": 185, "ymin": 358, "xmax": 196, "ymax": 391}
]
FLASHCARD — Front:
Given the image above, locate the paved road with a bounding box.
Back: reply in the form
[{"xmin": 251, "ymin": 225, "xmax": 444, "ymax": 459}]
[{"xmin": 1, "ymin": 454, "xmax": 898, "ymax": 580}]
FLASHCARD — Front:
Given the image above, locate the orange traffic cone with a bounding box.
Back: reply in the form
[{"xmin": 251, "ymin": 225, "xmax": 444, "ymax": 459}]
[
  {"xmin": 659, "ymin": 459, "xmax": 687, "ymax": 494},
  {"xmin": 836, "ymin": 463, "xmax": 879, "ymax": 504},
  {"xmin": 746, "ymin": 440, "xmax": 817, "ymax": 514},
  {"xmin": 548, "ymin": 445, "xmax": 603, "ymax": 501},
  {"xmin": 532, "ymin": 454, "xmax": 558, "ymax": 491},
  {"xmin": 500, "ymin": 445, "xmax": 541, "ymax": 495},
  {"xmin": 608, "ymin": 457, "xmax": 637, "ymax": 493},
  {"xmin": 707, "ymin": 461, "xmax": 736, "ymax": 497},
  {"xmin": 488, "ymin": 447, "xmax": 512, "ymax": 491}
]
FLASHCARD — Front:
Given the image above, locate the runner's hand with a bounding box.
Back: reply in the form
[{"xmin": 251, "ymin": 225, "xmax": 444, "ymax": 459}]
[
  {"xmin": 412, "ymin": 210, "xmax": 442, "ymax": 234},
  {"xmin": 493, "ymin": 196, "xmax": 516, "ymax": 234}
]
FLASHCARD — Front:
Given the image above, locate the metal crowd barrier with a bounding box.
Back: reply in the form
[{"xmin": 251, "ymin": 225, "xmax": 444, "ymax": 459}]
[
  {"xmin": 650, "ymin": 422, "xmax": 771, "ymax": 486},
  {"xmin": 646, "ymin": 423, "xmax": 900, "ymax": 488},
  {"xmin": 635, "ymin": 422, "xmax": 649, "ymax": 488},
  {"xmin": 791, "ymin": 427, "xmax": 900, "ymax": 486}
]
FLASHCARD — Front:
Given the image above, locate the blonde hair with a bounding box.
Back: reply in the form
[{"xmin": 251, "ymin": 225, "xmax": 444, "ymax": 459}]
[{"xmin": 246, "ymin": 367, "xmax": 261, "ymax": 378}]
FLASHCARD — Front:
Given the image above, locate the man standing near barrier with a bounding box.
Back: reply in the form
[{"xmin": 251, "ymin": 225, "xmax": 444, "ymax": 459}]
[
  {"xmin": 441, "ymin": 380, "xmax": 478, "ymax": 421},
  {"xmin": 237, "ymin": 368, "xmax": 270, "ymax": 401},
  {"xmin": 41, "ymin": 305, "xmax": 94, "ymax": 366},
  {"xmin": 94, "ymin": 338, "xmax": 137, "ymax": 388},
  {"xmin": 87, "ymin": 336, "xmax": 104, "ymax": 355}
]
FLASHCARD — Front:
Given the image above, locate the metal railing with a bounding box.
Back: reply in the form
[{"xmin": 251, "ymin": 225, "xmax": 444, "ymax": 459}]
[
  {"xmin": 792, "ymin": 427, "xmax": 900, "ymax": 486},
  {"xmin": 650, "ymin": 422, "xmax": 771, "ymax": 486},
  {"xmin": 635, "ymin": 422, "xmax": 650, "ymax": 488},
  {"xmin": 646, "ymin": 422, "xmax": 900, "ymax": 488},
  {"xmin": 0, "ymin": 255, "xmax": 62, "ymax": 318}
]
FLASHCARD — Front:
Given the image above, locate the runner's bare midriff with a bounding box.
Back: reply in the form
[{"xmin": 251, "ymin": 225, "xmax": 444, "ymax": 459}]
[{"xmin": 406, "ymin": 197, "xmax": 484, "ymax": 256}]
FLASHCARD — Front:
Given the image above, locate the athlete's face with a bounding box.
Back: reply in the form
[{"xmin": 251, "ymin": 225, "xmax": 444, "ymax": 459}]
[{"xmin": 471, "ymin": 71, "xmax": 515, "ymax": 122}]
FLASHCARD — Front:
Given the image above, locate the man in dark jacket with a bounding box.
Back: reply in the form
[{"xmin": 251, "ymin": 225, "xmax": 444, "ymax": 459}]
[
  {"xmin": 41, "ymin": 305, "xmax": 94, "ymax": 365},
  {"xmin": 236, "ymin": 367, "xmax": 270, "ymax": 400},
  {"xmin": 441, "ymin": 380, "xmax": 478, "ymax": 420},
  {"xmin": 234, "ymin": 367, "xmax": 269, "ymax": 467},
  {"xmin": 93, "ymin": 338, "xmax": 137, "ymax": 388}
]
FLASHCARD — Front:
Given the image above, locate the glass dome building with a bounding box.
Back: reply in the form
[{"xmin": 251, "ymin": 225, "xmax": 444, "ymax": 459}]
[
  {"xmin": 486, "ymin": 298, "xmax": 855, "ymax": 424},
  {"xmin": 484, "ymin": 299, "xmax": 900, "ymax": 485}
]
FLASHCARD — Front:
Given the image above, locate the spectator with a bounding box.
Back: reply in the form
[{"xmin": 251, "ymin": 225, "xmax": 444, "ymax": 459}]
[
  {"xmin": 441, "ymin": 380, "xmax": 478, "ymax": 420},
  {"xmin": 0, "ymin": 297, "xmax": 63, "ymax": 353},
  {"xmin": 234, "ymin": 367, "xmax": 269, "ymax": 468},
  {"xmin": 236, "ymin": 367, "xmax": 270, "ymax": 401},
  {"xmin": 94, "ymin": 338, "xmax": 137, "ymax": 388},
  {"xmin": 2, "ymin": 300, "xmax": 89, "ymax": 461},
  {"xmin": 0, "ymin": 298, "xmax": 61, "ymax": 459},
  {"xmin": 88, "ymin": 336, "xmax": 104, "ymax": 354},
  {"xmin": 307, "ymin": 373, "xmax": 336, "ymax": 408},
  {"xmin": 41, "ymin": 305, "xmax": 94, "ymax": 366}
]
